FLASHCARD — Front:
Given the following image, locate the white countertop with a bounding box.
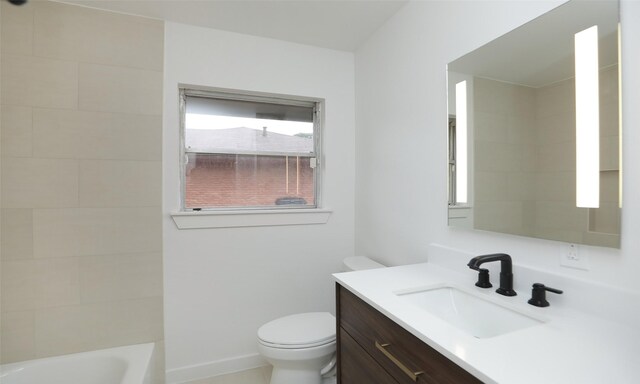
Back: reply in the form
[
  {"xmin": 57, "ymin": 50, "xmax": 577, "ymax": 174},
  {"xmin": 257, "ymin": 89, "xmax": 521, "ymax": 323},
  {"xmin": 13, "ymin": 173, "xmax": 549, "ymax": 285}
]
[{"xmin": 333, "ymin": 262, "xmax": 640, "ymax": 384}]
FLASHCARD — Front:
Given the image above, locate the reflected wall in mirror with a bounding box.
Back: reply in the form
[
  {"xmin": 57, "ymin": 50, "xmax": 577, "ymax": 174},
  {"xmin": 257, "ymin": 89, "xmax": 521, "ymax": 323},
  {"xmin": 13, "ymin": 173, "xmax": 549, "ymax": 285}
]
[{"xmin": 447, "ymin": 0, "xmax": 621, "ymax": 248}]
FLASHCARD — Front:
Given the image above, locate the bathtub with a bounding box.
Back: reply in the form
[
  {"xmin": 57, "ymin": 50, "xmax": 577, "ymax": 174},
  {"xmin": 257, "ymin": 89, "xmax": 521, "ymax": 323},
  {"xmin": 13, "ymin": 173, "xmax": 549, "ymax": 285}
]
[{"xmin": 0, "ymin": 343, "xmax": 155, "ymax": 384}]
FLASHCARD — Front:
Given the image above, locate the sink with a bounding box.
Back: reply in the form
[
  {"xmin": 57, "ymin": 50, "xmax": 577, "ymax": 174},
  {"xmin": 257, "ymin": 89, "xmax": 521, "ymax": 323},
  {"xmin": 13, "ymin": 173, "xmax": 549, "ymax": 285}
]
[{"xmin": 395, "ymin": 284, "xmax": 545, "ymax": 338}]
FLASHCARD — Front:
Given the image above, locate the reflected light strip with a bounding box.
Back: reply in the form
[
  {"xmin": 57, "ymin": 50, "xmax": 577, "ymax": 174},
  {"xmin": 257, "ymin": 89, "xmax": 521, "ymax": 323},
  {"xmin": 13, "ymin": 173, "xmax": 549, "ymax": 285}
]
[
  {"xmin": 618, "ymin": 22, "xmax": 622, "ymax": 208},
  {"xmin": 575, "ymin": 25, "xmax": 599, "ymax": 208},
  {"xmin": 455, "ymin": 81, "xmax": 468, "ymax": 204}
]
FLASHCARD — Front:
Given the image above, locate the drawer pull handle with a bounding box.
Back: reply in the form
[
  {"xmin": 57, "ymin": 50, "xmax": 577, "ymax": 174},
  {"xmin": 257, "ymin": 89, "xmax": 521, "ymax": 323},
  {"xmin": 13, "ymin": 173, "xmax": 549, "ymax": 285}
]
[{"xmin": 375, "ymin": 340, "xmax": 424, "ymax": 382}]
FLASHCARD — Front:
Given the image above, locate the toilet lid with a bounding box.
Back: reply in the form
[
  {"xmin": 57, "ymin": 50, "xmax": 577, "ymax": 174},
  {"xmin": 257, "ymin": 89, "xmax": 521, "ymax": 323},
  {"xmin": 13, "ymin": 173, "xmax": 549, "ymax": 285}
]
[{"xmin": 258, "ymin": 312, "xmax": 336, "ymax": 348}]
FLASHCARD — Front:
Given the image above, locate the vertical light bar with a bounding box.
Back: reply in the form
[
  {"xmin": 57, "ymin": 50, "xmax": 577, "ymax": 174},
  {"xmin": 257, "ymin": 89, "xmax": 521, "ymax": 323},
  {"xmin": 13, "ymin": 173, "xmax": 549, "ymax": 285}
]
[
  {"xmin": 618, "ymin": 22, "xmax": 622, "ymax": 208},
  {"xmin": 455, "ymin": 81, "xmax": 468, "ymax": 204},
  {"xmin": 575, "ymin": 25, "xmax": 600, "ymax": 208}
]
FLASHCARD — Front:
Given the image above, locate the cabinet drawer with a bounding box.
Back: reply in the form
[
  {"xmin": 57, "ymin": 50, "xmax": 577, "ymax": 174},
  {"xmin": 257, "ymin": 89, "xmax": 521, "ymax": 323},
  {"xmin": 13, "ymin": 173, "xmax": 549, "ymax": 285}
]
[
  {"xmin": 339, "ymin": 327, "xmax": 399, "ymax": 384},
  {"xmin": 338, "ymin": 284, "xmax": 483, "ymax": 384}
]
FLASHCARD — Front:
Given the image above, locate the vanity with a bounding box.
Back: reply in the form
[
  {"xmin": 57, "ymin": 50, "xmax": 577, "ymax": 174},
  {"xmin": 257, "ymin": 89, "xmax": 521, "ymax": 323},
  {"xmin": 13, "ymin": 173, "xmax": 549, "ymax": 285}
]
[
  {"xmin": 337, "ymin": 284, "xmax": 481, "ymax": 384},
  {"xmin": 333, "ymin": 258, "xmax": 640, "ymax": 384}
]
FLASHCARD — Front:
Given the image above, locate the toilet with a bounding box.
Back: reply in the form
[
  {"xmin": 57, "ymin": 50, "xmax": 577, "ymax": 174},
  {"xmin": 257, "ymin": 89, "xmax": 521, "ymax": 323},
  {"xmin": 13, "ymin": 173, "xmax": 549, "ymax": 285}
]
[{"xmin": 257, "ymin": 256, "xmax": 385, "ymax": 384}]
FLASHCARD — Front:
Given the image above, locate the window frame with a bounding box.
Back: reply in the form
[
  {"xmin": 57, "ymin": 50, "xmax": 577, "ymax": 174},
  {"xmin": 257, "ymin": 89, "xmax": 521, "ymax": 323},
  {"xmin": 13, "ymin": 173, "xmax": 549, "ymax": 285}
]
[
  {"xmin": 448, "ymin": 116, "xmax": 457, "ymax": 205},
  {"xmin": 178, "ymin": 86, "xmax": 324, "ymax": 212}
]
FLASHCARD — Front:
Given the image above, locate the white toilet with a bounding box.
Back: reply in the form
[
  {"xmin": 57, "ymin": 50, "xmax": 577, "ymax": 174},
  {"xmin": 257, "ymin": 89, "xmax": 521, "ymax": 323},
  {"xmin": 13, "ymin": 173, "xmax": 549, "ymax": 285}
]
[{"xmin": 257, "ymin": 256, "xmax": 385, "ymax": 384}]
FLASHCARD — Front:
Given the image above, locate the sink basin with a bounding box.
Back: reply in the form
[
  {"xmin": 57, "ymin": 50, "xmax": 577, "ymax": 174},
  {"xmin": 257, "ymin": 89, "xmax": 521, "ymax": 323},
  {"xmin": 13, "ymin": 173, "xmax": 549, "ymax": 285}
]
[{"xmin": 396, "ymin": 284, "xmax": 545, "ymax": 338}]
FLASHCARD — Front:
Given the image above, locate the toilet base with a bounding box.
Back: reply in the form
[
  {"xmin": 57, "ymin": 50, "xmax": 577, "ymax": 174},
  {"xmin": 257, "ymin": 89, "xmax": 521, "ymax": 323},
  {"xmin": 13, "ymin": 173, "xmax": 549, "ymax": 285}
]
[
  {"xmin": 268, "ymin": 365, "xmax": 337, "ymax": 384},
  {"xmin": 259, "ymin": 339, "xmax": 335, "ymax": 384},
  {"xmin": 269, "ymin": 367, "xmax": 324, "ymax": 384},
  {"xmin": 322, "ymin": 375, "xmax": 337, "ymax": 384},
  {"xmin": 258, "ymin": 312, "xmax": 337, "ymax": 384}
]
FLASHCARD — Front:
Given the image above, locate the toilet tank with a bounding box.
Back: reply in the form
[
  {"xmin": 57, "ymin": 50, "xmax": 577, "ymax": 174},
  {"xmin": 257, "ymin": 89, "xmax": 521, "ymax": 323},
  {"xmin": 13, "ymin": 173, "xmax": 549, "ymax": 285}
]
[{"xmin": 342, "ymin": 256, "xmax": 386, "ymax": 272}]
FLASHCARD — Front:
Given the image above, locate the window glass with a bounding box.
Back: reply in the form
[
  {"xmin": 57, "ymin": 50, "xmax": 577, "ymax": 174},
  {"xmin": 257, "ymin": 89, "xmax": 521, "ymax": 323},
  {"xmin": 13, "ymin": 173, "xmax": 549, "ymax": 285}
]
[{"xmin": 181, "ymin": 90, "xmax": 320, "ymax": 210}]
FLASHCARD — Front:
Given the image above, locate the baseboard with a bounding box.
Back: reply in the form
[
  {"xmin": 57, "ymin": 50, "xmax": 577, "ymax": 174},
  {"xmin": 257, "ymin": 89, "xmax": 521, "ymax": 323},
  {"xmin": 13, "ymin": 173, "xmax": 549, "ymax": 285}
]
[{"xmin": 166, "ymin": 353, "xmax": 267, "ymax": 384}]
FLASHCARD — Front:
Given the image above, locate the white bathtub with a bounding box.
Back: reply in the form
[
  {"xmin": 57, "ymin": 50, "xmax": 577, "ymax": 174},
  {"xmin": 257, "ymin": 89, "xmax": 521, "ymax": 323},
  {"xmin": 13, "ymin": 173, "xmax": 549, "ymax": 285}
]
[{"xmin": 0, "ymin": 343, "xmax": 155, "ymax": 384}]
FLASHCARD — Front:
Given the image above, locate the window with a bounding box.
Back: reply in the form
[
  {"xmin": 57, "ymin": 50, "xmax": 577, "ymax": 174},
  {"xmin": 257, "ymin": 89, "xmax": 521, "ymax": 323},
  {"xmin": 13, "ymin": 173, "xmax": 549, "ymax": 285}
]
[
  {"xmin": 448, "ymin": 117, "xmax": 457, "ymax": 205},
  {"xmin": 180, "ymin": 88, "xmax": 322, "ymax": 211}
]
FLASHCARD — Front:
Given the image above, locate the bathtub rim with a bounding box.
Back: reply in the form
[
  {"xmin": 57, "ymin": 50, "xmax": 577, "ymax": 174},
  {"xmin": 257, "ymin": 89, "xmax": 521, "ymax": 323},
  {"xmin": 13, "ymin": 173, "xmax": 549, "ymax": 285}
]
[{"xmin": 0, "ymin": 342, "xmax": 155, "ymax": 384}]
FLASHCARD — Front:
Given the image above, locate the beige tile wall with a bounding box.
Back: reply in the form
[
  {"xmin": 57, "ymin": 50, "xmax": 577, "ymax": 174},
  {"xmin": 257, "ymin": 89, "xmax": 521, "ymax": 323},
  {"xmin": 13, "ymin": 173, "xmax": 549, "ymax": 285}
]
[
  {"xmin": 0, "ymin": 1, "xmax": 165, "ymax": 381},
  {"xmin": 473, "ymin": 65, "xmax": 620, "ymax": 246},
  {"xmin": 474, "ymin": 78, "xmax": 537, "ymax": 236}
]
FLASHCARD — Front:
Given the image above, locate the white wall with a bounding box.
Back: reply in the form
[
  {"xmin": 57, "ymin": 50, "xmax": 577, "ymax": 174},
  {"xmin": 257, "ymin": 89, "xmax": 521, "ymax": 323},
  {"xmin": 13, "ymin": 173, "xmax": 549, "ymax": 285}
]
[
  {"xmin": 355, "ymin": 0, "xmax": 640, "ymax": 291},
  {"xmin": 162, "ymin": 22, "xmax": 355, "ymax": 382}
]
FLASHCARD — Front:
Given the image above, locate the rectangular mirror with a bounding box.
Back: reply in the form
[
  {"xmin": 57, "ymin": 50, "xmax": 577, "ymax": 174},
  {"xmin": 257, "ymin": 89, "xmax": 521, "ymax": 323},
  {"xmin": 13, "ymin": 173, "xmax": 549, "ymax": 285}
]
[{"xmin": 447, "ymin": 0, "xmax": 621, "ymax": 248}]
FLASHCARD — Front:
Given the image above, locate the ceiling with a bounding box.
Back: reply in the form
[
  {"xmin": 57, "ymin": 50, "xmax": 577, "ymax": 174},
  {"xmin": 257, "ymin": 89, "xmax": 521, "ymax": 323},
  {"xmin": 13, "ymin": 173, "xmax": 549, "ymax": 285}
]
[{"xmin": 57, "ymin": 0, "xmax": 407, "ymax": 52}]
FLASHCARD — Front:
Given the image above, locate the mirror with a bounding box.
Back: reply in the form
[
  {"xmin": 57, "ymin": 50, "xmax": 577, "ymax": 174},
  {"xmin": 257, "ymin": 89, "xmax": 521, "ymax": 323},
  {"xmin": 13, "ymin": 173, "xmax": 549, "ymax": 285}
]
[{"xmin": 447, "ymin": 0, "xmax": 621, "ymax": 248}]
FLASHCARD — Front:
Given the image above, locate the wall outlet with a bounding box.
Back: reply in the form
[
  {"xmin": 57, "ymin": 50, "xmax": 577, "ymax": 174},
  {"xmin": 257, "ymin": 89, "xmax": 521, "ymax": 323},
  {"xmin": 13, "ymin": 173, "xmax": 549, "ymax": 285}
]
[{"xmin": 560, "ymin": 243, "xmax": 589, "ymax": 270}]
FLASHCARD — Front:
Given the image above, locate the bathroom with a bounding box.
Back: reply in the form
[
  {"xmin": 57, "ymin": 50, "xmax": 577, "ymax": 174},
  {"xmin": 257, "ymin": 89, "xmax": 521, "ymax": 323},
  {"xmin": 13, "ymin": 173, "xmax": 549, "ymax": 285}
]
[{"xmin": 0, "ymin": 0, "xmax": 639, "ymax": 383}]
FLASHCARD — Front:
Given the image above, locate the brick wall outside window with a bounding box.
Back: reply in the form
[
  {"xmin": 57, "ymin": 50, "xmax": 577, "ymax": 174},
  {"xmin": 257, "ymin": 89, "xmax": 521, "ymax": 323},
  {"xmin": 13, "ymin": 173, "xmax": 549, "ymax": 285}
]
[{"xmin": 185, "ymin": 153, "xmax": 314, "ymax": 208}]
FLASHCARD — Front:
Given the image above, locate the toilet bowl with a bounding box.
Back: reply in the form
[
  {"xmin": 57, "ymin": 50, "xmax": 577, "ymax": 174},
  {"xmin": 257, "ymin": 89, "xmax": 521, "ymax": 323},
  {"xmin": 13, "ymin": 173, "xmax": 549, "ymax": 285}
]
[
  {"xmin": 258, "ymin": 312, "xmax": 336, "ymax": 384},
  {"xmin": 257, "ymin": 257, "xmax": 385, "ymax": 384}
]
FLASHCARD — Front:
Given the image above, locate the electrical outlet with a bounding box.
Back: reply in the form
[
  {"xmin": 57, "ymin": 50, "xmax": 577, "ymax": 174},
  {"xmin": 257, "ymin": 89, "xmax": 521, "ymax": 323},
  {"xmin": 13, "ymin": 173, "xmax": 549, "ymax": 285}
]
[{"xmin": 560, "ymin": 243, "xmax": 589, "ymax": 270}]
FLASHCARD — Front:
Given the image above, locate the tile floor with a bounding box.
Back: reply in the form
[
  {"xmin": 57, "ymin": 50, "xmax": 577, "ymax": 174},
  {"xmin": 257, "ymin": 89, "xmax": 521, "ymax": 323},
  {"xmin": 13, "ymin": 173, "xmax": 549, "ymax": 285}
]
[{"xmin": 185, "ymin": 366, "xmax": 272, "ymax": 384}]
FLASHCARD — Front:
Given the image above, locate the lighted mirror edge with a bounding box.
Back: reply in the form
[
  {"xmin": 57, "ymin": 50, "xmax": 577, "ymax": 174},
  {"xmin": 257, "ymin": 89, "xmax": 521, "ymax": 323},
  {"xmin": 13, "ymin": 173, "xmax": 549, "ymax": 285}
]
[
  {"xmin": 618, "ymin": 22, "xmax": 623, "ymax": 208},
  {"xmin": 455, "ymin": 81, "xmax": 468, "ymax": 204},
  {"xmin": 575, "ymin": 25, "xmax": 600, "ymax": 209}
]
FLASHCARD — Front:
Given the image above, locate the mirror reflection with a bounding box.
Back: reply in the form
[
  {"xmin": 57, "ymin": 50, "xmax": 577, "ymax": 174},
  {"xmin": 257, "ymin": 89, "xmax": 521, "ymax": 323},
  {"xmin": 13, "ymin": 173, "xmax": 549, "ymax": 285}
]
[{"xmin": 447, "ymin": 0, "xmax": 621, "ymax": 248}]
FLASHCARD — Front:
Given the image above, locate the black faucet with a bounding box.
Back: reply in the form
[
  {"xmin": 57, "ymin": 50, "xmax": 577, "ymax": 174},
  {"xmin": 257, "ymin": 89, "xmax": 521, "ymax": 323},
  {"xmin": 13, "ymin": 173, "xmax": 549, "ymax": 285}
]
[{"xmin": 467, "ymin": 253, "xmax": 517, "ymax": 296}]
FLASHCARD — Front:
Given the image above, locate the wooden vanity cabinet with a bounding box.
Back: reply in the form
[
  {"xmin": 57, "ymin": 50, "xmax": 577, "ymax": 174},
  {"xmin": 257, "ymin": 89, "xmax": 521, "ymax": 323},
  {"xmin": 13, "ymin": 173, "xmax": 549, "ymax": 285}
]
[{"xmin": 336, "ymin": 284, "xmax": 483, "ymax": 384}]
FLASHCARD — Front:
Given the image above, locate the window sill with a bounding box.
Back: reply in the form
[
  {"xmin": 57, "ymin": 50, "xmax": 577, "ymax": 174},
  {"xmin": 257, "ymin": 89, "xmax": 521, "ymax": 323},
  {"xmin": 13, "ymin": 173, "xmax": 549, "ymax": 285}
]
[
  {"xmin": 448, "ymin": 205, "xmax": 472, "ymax": 219},
  {"xmin": 170, "ymin": 209, "xmax": 332, "ymax": 229},
  {"xmin": 448, "ymin": 204, "xmax": 472, "ymax": 209}
]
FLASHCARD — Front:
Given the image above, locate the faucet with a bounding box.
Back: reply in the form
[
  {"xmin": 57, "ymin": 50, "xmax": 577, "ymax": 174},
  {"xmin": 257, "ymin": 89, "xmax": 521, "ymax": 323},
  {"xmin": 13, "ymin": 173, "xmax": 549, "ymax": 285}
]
[
  {"xmin": 467, "ymin": 253, "xmax": 517, "ymax": 296},
  {"xmin": 528, "ymin": 283, "xmax": 562, "ymax": 307}
]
